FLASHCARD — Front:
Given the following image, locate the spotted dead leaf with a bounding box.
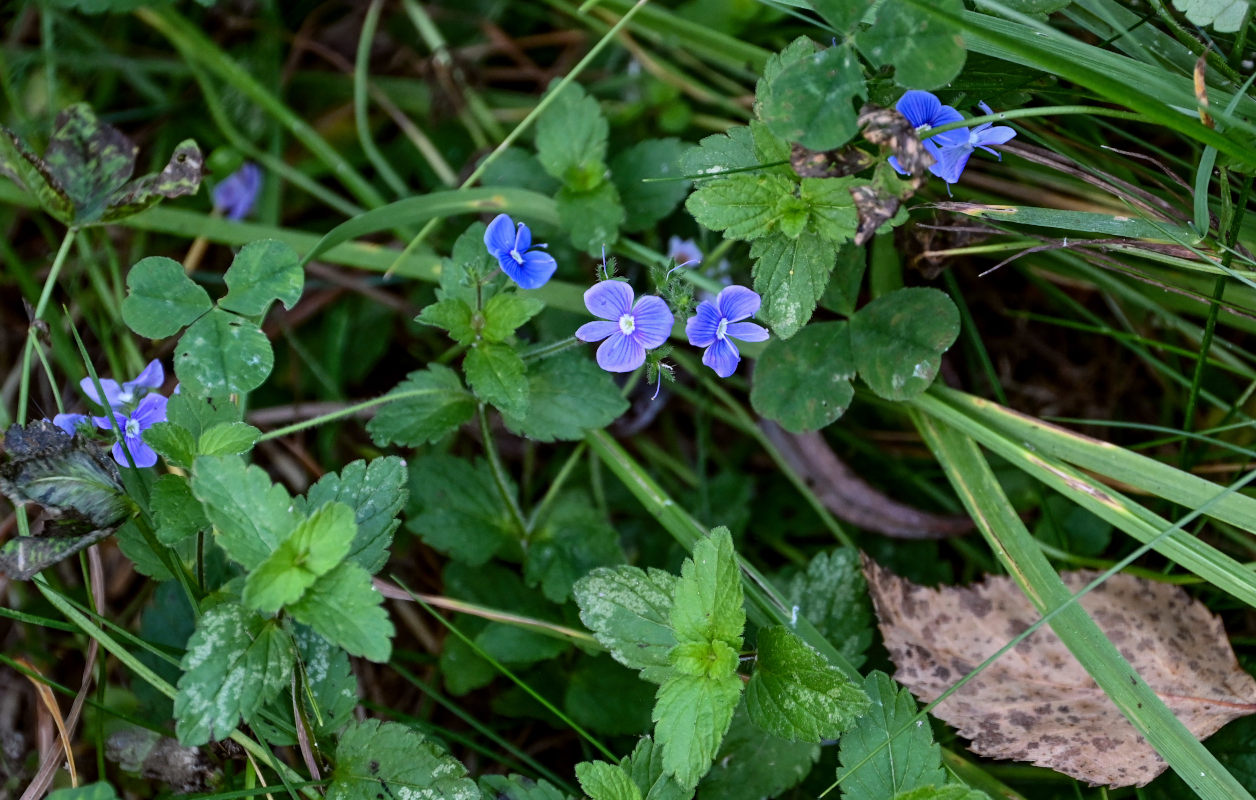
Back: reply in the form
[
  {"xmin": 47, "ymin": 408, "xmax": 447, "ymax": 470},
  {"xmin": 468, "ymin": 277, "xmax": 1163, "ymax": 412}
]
[
  {"xmin": 862, "ymin": 556, "xmax": 1256, "ymax": 787},
  {"xmin": 857, "ymin": 105, "xmax": 932, "ymax": 178},
  {"xmin": 790, "ymin": 142, "xmax": 874, "ymax": 179}
]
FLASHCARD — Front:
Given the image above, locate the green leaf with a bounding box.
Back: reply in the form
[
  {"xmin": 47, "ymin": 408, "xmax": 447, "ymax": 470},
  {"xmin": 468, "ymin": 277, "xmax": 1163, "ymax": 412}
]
[
  {"xmin": 536, "ymin": 81, "xmax": 609, "ymax": 189},
  {"xmin": 653, "ymin": 672, "xmax": 742, "ymax": 790},
  {"xmin": 174, "ymin": 308, "xmax": 273, "ymax": 397},
  {"xmin": 849, "ymin": 287, "xmax": 959, "ymax": 401},
  {"xmin": 750, "ymin": 321, "xmax": 855, "ymax": 432},
  {"xmin": 779, "ymin": 548, "xmax": 874, "ymax": 668},
  {"xmin": 0, "ymin": 124, "xmax": 73, "ymax": 222},
  {"xmin": 166, "ymin": 393, "xmax": 242, "ymax": 439},
  {"xmin": 671, "ymin": 527, "xmax": 743, "ymax": 648},
  {"xmin": 174, "ymin": 603, "xmax": 294, "ymax": 745},
  {"xmin": 100, "ymin": 139, "xmax": 204, "ymax": 223},
  {"xmin": 219, "ymin": 240, "xmax": 304, "ymax": 316},
  {"xmin": 121, "ymin": 256, "xmax": 212, "ymax": 339},
  {"xmin": 47, "ymin": 783, "xmax": 118, "ymax": 800},
  {"xmin": 750, "ymin": 231, "xmax": 838, "ymax": 339},
  {"xmin": 680, "ymin": 127, "xmax": 759, "ymax": 177},
  {"xmin": 800, "ymin": 177, "xmax": 859, "ymax": 243},
  {"xmin": 610, "ymin": 138, "xmax": 692, "ymax": 233},
  {"xmin": 573, "ymin": 566, "xmax": 678, "ymax": 678},
  {"xmin": 700, "ymin": 703, "xmax": 820, "ymax": 800},
  {"xmin": 243, "ymin": 503, "xmax": 357, "ymax": 613},
  {"xmin": 366, "ymin": 365, "xmax": 475, "ymax": 448},
  {"xmin": 406, "ymin": 455, "xmax": 518, "ymax": 565},
  {"xmin": 565, "ymin": 656, "xmax": 655, "ymax": 736},
  {"xmin": 151, "ymin": 474, "xmax": 209, "ymax": 545},
  {"xmin": 893, "ymin": 785, "xmax": 992, "ymax": 800},
  {"xmin": 142, "ymin": 422, "xmax": 196, "ymax": 470},
  {"xmin": 288, "ymin": 561, "xmax": 393, "ymax": 662},
  {"xmin": 808, "ymin": 0, "xmax": 875, "ymax": 32},
  {"xmin": 820, "ymin": 243, "xmax": 867, "ymax": 317},
  {"xmin": 482, "ymin": 293, "xmax": 545, "ymax": 343},
  {"xmin": 415, "ymin": 297, "xmax": 476, "ymax": 345},
  {"xmin": 478, "ymin": 774, "xmax": 572, "ymax": 800},
  {"xmin": 837, "ymin": 672, "xmax": 947, "ymax": 800},
  {"xmin": 443, "ymin": 560, "xmax": 570, "ymax": 666},
  {"xmin": 760, "ymin": 43, "xmax": 866, "ymax": 151},
  {"xmin": 856, "ymin": 0, "xmax": 966, "ymax": 90},
  {"xmin": 42, "ymin": 103, "xmax": 137, "ymax": 223},
  {"xmin": 305, "ymin": 457, "xmax": 407, "ymax": 575},
  {"xmin": 671, "ymin": 640, "xmax": 740, "ymax": 680},
  {"xmin": 465, "ymin": 343, "xmax": 529, "ymax": 418},
  {"xmin": 577, "ymin": 761, "xmax": 642, "ymax": 800},
  {"xmin": 686, "ymin": 173, "xmax": 796, "ymax": 241},
  {"xmin": 1171, "ymin": 0, "xmax": 1248, "ymax": 32},
  {"xmin": 328, "ymin": 719, "xmax": 479, "ymax": 800},
  {"xmin": 197, "ymin": 422, "xmax": 259, "ymax": 457},
  {"xmin": 191, "ymin": 455, "xmax": 297, "ymax": 570},
  {"xmin": 557, "ymin": 180, "xmax": 626, "ymax": 252},
  {"xmin": 744, "ymin": 626, "xmax": 869, "ymax": 742},
  {"xmin": 502, "ymin": 351, "xmax": 628, "ymax": 442},
  {"xmin": 619, "ymin": 737, "xmax": 689, "ymax": 800},
  {"xmin": 526, "ymin": 491, "xmax": 625, "ymax": 602}
]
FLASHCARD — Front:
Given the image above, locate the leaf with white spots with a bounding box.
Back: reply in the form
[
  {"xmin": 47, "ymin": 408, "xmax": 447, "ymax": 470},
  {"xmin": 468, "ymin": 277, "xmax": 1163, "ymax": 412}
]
[
  {"xmin": 1171, "ymin": 0, "xmax": 1248, "ymax": 32},
  {"xmin": 174, "ymin": 308, "xmax": 273, "ymax": 397},
  {"xmin": 573, "ymin": 565, "xmax": 678, "ymax": 681},
  {"xmin": 863, "ymin": 558, "xmax": 1256, "ymax": 787},
  {"xmin": 174, "ymin": 602, "xmax": 294, "ymax": 746},
  {"xmin": 744, "ymin": 626, "xmax": 869, "ymax": 742},
  {"xmin": 749, "ymin": 230, "xmax": 839, "ymax": 339},
  {"xmin": 328, "ymin": 719, "xmax": 479, "ymax": 800},
  {"xmin": 303, "ymin": 456, "xmax": 407, "ymax": 575},
  {"xmin": 849, "ymin": 287, "xmax": 959, "ymax": 401},
  {"xmin": 288, "ymin": 561, "xmax": 394, "ymax": 662},
  {"xmin": 191, "ymin": 455, "xmax": 298, "ymax": 571}
]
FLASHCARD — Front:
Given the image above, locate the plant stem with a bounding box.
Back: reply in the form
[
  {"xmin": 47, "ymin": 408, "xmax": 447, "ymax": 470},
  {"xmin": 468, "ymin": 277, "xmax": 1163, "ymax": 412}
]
[
  {"xmin": 17, "ymin": 226, "xmax": 77, "ymax": 426},
  {"xmin": 478, "ymin": 403, "xmax": 528, "ymax": 537}
]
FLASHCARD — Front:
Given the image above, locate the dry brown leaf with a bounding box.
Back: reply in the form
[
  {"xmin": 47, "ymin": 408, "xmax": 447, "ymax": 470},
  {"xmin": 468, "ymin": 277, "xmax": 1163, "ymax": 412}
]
[{"xmin": 862, "ymin": 556, "xmax": 1256, "ymax": 787}]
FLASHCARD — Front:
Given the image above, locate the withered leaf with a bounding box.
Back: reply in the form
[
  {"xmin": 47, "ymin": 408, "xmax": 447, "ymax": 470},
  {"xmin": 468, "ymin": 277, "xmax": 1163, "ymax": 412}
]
[
  {"xmin": 857, "ymin": 104, "xmax": 932, "ymax": 178},
  {"xmin": 863, "ymin": 557, "xmax": 1256, "ymax": 788},
  {"xmin": 850, "ymin": 184, "xmax": 901, "ymax": 247},
  {"xmin": 790, "ymin": 142, "xmax": 875, "ymax": 179}
]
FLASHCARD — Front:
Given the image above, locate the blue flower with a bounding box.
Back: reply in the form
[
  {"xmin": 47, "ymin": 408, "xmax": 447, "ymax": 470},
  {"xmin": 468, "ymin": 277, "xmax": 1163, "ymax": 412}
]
[
  {"xmin": 667, "ymin": 236, "xmax": 703, "ymax": 267},
  {"xmin": 889, "ymin": 91, "xmax": 1015, "ymax": 185},
  {"xmin": 93, "ymin": 393, "xmax": 168, "ymax": 468},
  {"xmin": 484, "ymin": 213, "xmax": 558, "ymax": 289},
  {"xmin": 81, "ymin": 359, "xmax": 164, "ymax": 411},
  {"xmin": 685, "ymin": 285, "xmax": 769, "ymax": 378},
  {"xmin": 212, "ymin": 163, "xmax": 262, "ymax": 221},
  {"xmin": 575, "ymin": 281, "xmax": 674, "ymax": 372},
  {"xmin": 51, "ymin": 413, "xmax": 89, "ymax": 435}
]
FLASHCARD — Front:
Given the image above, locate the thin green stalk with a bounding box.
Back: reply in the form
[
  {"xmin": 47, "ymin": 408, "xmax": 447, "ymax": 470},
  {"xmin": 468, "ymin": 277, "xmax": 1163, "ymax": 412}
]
[
  {"xmin": 355, "ymin": 0, "xmax": 409, "ymax": 198},
  {"xmin": 525, "ymin": 442, "xmax": 588, "ymax": 536},
  {"xmin": 479, "ymin": 403, "xmax": 528, "ymax": 536},
  {"xmin": 255, "ymin": 387, "xmax": 444, "ymax": 442},
  {"xmin": 17, "ymin": 226, "xmax": 77, "ymax": 425},
  {"xmin": 400, "ymin": 0, "xmax": 501, "ymax": 143}
]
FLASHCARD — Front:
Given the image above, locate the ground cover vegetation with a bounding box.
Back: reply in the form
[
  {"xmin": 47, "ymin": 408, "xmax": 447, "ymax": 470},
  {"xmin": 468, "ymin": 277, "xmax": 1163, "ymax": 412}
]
[{"xmin": 4, "ymin": 1, "xmax": 1256, "ymax": 799}]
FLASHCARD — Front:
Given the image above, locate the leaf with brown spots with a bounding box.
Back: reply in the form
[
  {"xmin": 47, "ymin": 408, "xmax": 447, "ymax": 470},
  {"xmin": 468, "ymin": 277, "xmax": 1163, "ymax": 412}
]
[{"xmin": 862, "ymin": 556, "xmax": 1256, "ymax": 787}]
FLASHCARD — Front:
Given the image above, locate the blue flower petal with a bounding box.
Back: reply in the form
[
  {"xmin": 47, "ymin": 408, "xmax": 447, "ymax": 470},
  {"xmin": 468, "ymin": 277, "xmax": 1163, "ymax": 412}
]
[
  {"xmin": 81, "ymin": 377, "xmax": 124, "ymax": 409},
  {"xmin": 716, "ymin": 285, "xmax": 761, "ymax": 322},
  {"xmin": 896, "ymin": 90, "xmax": 943, "ymax": 128},
  {"xmin": 118, "ymin": 436, "xmax": 158, "ymax": 468},
  {"xmin": 973, "ymin": 125, "xmax": 1016, "ymax": 148},
  {"xmin": 133, "ymin": 393, "xmax": 169, "ymax": 426},
  {"xmin": 596, "ymin": 333, "xmax": 646, "ymax": 372},
  {"xmin": 127, "ymin": 359, "xmax": 164, "ymax": 392},
  {"xmin": 702, "ymin": 337, "xmax": 741, "ymax": 378},
  {"xmin": 629, "ymin": 295, "xmax": 674, "ymax": 349},
  {"xmin": 931, "ymin": 145, "xmax": 974, "ymax": 184},
  {"xmin": 724, "ymin": 321, "xmax": 769, "ymax": 343},
  {"xmin": 484, "ymin": 214, "xmax": 517, "ymax": 257},
  {"xmin": 575, "ymin": 320, "xmax": 619, "ymax": 343},
  {"xmin": 685, "ymin": 301, "xmax": 722, "ymax": 347},
  {"xmin": 513, "ymin": 220, "xmax": 533, "ymax": 253},
  {"xmin": 888, "ymin": 155, "xmax": 908, "ymax": 176},
  {"xmin": 584, "ymin": 280, "xmax": 635, "ymax": 321},
  {"xmin": 508, "ymin": 249, "xmax": 557, "ymax": 290},
  {"xmin": 52, "ymin": 413, "xmax": 88, "ymax": 435}
]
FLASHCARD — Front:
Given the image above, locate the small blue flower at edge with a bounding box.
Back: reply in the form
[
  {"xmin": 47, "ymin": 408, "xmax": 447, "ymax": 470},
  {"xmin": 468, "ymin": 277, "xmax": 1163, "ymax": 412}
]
[
  {"xmin": 484, "ymin": 213, "xmax": 557, "ymax": 290},
  {"xmin": 890, "ymin": 90, "xmax": 1016, "ymax": 185},
  {"xmin": 212, "ymin": 162, "xmax": 262, "ymax": 221},
  {"xmin": 80, "ymin": 359, "xmax": 164, "ymax": 411},
  {"xmin": 93, "ymin": 392, "xmax": 168, "ymax": 468},
  {"xmin": 51, "ymin": 413, "xmax": 89, "ymax": 436},
  {"xmin": 575, "ymin": 280, "xmax": 674, "ymax": 373},
  {"xmin": 685, "ymin": 285, "xmax": 769, "ymax": 378}
]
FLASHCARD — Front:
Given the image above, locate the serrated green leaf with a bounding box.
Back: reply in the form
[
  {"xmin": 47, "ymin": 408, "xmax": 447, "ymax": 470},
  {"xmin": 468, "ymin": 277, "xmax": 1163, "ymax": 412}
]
[
  {"xmin": 406, "ymin": 455, "xmax": 518, "ymax": 565},
  {"xmin": 577, "ymin": 761, "xmax": 643, "ymax": 800},
  {"xmin": 151, "ymin": 473, "xmax": 209, "ymax": 545},
  {"xmin": 121, "ymin": 256, "xmax": 212, "ymax": 339},
  {"xmin": 653, "ymin": 672, "xmax": 742, "ymax": 790},
  {"xmin": 174, "ymin": 308, "xmax": 273, "ymax": 397},
  {"xmin": 416, "ymin": 297, "xmax": 476, "ymax": 344},
  {"xmin": 800, "ymin": 177, "xmax": 859, "ymax": 242},
  {"xmin": 610, "ymin": 138, "xmax": 692, "ymax": 233},
  {"xmin": 750, "ymin": 321, "xmax": 855, "ymax": 432},
  {"xmin": 1171, "ymin": 0, "xmax": 1247, "ymax": 31},
  {"xmin": 142, "ymin": 422, "xmax": 196, "ymax": 470},
  {"xmin": 366, "ymin": 365, "xmax": 475, "ymax": 448},
  {"xmin": 482, "ymin": 293, "xmax": 545, "ymax": 343},
  {"xmin": 558, "ymin": 180, "xmax": 625, "ymax": 252},
  {"xmin": 761, "ymin": 44, "xmax": 865, "ymax": 151},
  {"xmin": 191, "ymin": 455, "xmax": 298, "ymax": 570},
  {"xmin": 288, "ymin": 561, "xmax": 393, "ymax": 662},
  {"xmin": 328, "ymin": 719, "xmax": 478, "ymax": 800},
  {"xmin": 166, "ymin": 393, "xmax": 242, "ymax": 439},
  {"xmin": 243, "ymin": 503, "xmax": 356, "ymax": 613},
  {"xmin": 502, "ymin": 351, "xmax": 628, "ymax": 442},
  {"xmin": 478, "ymin": 774, "xmax": 572, "ymax": 800},
  {"xmin": 686, "ymin": 173, "xmax": 796, "ymax": 241},
  {"xmin": 526, "ymin": 491, "xmax": 625, "ymax": 602},
  {"xmin": 100, "ymin": 139, "xmax": 204, "ymax": 222},
  {"xmin": 750, "ymin": 231, "xmax": 838, "ymax": 339},
  {"xmin": 619, "ymin": 737, "xmax": 688, "ymax": 800},
  {"xmin": 536, "ymin": 81, "xmax": 609, "ymax": 189},
  {"xmin": 671, "ymin": 526, "xmax": 744, "ymax": 646},
  {"xmin": 837, "ymin": 672, "xmax": 947, "ymax": 800},
  {"xmin": 219, "ymin": 240, "xmax": 303, "ymax": 316},
  {"xmin": 305, "ymin": 457, "xmax": 406, "ymax": 575},
  {"xmin": 893, "ymin": 785, "xmax": 992, "ymax": 800},
  {"xmin": 671, "ymin": 640, "xmax": 741, "ymax": 679},
  {"xmin": 292, "ymin": 624, "xmax": 359, "ymax": 735},
  {"xmin": 465, "ymin": 342, "xmax": 529, "ymax": 418},
  {"xmin": 780, "ymin": 548, "xmax": 874, "ymax": 668},
  {"xmin": 700, "ymin": 703, "xmax": 819, "ymax": 800},
  {"xmin": 573, "ymin": 566, "xmax": 678, "ymax": 678},
  {"xmin": 744, "ymin": 626, "xmax": 869, "ymax": 742},
  {"xmin": 197, "ymin": 422, "xmax": 259, "ymax": 457},
  {"xmin": 849, "ymin": 287, "xmax": 959, "ymax": 401},
  {"xmin": 680, "ymin": 127, "xmax": 760, "ymax": 177},
  {"xmin": 439, "ymin": 630, "xmax": 497, "ymax": 696},
  {"xmin": 856, "ymin": 0, "xmax": 966, "ymax": 90},
  {"xmin": 174, "ymin": 603, "xmax": 294, "ymax": 745}
]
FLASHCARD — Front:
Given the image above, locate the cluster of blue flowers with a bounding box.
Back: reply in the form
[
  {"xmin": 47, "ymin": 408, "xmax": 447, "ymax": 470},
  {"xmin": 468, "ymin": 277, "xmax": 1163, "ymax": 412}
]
[
  {"xmin": 889, "ymin": 90, "xmax": 1016, "ymax": 185},
  {"xmin": 53, "ymin": 359, "xmax": 170, "ymax": 468},
  {"xmin": 485, "ymin": 214, "xmax": 768, "ymax": 380}
]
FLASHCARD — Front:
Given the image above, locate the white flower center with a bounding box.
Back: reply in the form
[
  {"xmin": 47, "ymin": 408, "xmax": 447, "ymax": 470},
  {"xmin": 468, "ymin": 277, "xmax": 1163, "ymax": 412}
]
[
  {"xmin": 509, "ymin": 248, "xmax": 524, "ymax": 265},
  {"xmin": 716, "ymin": 318, "xmax": 729, "ymax": 340},
  {"xmin": 125, "ymin": 418, "xmax": 141, "ymax": 437},
  {"xmin": 618, "ymin": 313, "xmax": 636, "ymax": 336},
  {"xmin": 118, "ymin": 388, "xmax": 135, "ymax": 403}
]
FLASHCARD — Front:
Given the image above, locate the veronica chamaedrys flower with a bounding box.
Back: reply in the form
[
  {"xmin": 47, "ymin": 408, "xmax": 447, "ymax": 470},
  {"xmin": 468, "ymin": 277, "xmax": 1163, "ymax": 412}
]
[
  {"xmin": 51, "ymin": 413, "xmax": 89, "ymax": 436},
  {"xmin": 484, "ymin": 213, "xmax": 557, "ymax": 290},
  {"xmin": 212, "ymin": 162, "xmax": 262, "ymax": 221},
  {"xmin": 575, "ymin": 281, "xmax": 674, "ymax": 373},
  {"xmin": 685, "ymin": 285, "xmax": 769, "ymax": 378},
  {"xmin": 889, "ymin": 90, "xmax": 1015, "ymax": 185},
  {"xmin": 667, "ymin": 236, "xmax": 703, "ymax": 267},
  {"xmin": 93, "ymin": 393, "xmax": 168, "ymax": 468},
  {"xmin": 929, "ymin": 101, "xmax": 1017, "ymax": 185},
  {"xmin": 81, "ymin": 359, "xmax": 163, "ymax": 411}
]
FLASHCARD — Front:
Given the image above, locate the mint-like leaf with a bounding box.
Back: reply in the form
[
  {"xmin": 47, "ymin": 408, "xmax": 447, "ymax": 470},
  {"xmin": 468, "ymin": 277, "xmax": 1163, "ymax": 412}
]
[
  {"xmin": 745, "ymin": 625, "xmax": 869, "ymax": 742},
  {"xmin": 151, "ymin": 474, "xmax": 209, "ymax": 545},
  {"xmin": 482, "ymin": 293, "xmax": 545, "ymax": 343},
  {"xmin": 366, "ymin": 365, "xmax": 475, "ymax": 448},
  {"xmin": 780, "ymin": 548, "xmax": 874, "ymax": 668},
  {"xmin": 670, "ymin": 527, "xmax": 744, "ymax": 647},
  {"xmin": 526, "ymin": 491, "xmax": 625, "ymax": 602},
  {"xmin": 750, "ymin": 230, "xmax": 839, "ymax": 339},
  {"xmin": 502, "ymin": 351, "xmax": 628, "ymax": 442},
  {"xmin": 197, "ymin": 422, "xmax": 260, "ymax": 457},
  {"xmin": 288, "ymin": 561, "xmax": 393, "ymax": 662},
  {"xmin": 191, "ymin": 455, "xmax": 297, "ymax": 570},
  {"xmin": 243, "ymin": 502, "xmax": 356, "ymax": 613},
  {"xmin": 304, "ymin": 457, "xmax": 406, "ymax": 575},
  {"xmin": 536, "ymin": 81, "xmax": 609, "ymax": 189},
  {"xmin": 573, "ymin": 566, "xmax": 677, "ymax": 679},
  {"xmin": 406, "ymin": 455, "xmax": 519, "ymax": 565},
  {"xmin": 686, "ymin": 173, "xmax": 796, "ymax": 241},
  {"xmin": 576, "ymin": 761, "xmax": 642, "ymax": 800},
  {"xmin": 416, "ymin": 297, "xmax": 476, "ymax": 345},
  {"xmin": 701, "ymin": 703, "xmax": 820, "ymax": 800},
  {"xmin": 465, "ymin": 342, "xmax": 529, "ymax": 418},
  {"xmin": 610, "ymin": 138, "xmax": 692, "ymax": 233},
  {"xmin": 837, "ymin": 672, "xmax": 948, "ymax": 800},
  {"xmin": 328, "ymin": 720, "xmax": 478, "ymax": 800},
  {"xmin": 619, "ymin": 737, "xmax": 688, "ymax": 800},
  {"xmin": 653, "ymin": 672, "xmax": 741, "ymax": 790}
]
